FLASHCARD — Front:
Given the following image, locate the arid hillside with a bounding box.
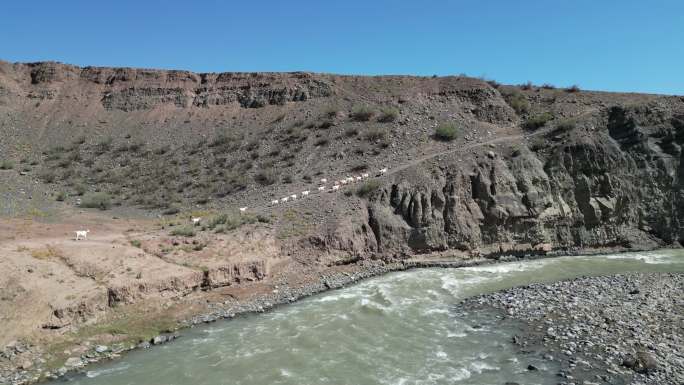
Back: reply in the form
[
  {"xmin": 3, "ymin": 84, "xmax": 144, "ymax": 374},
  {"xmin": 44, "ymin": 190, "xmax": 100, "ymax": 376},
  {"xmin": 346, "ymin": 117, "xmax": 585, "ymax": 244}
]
[{"xmin": 0, "ymin": 60, "xmax": 683, "ymax": 383}]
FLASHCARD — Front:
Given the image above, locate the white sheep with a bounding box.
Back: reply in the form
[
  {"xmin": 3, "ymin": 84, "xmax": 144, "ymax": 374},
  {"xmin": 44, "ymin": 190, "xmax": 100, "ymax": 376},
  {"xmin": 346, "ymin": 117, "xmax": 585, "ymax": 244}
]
[
  {"xmin": 281, "ymin": 197, "xmax": 289, "ymax": 203},
  {"xmin": 320, "ymin": 178, "xmax": 328, "ymax": 184},
  {"xmin": 347, "ymin": 177, "xmax": 355, "ymax": 184},
  {"xmin": 302, "ymin": 190, "xmax": 310, "ymax": 196},
  {"xmin": 379, "ymin": 167, "xmax": 388, "ymax": 174},
  {"xmin": 332, "ymin": 185, "xmax": 340, "ymax": 191},
  {"xmin": 356, "ymin": 176, "xmax": 362, "ymax": 182},
  {"xmin": 271, "ymin": 199, "xmax": 279, "ymax": 205},
  {"xmin": 317, "ymin": 186, "xmax": 326, "ymax": 191},
  {"xmin": 290, "ymin": 194, "xmax": 297, "ymax": 200},
  {"xmin": 340, "ymin": 179, "xmax": 348, "ymax": 185},
  {"xmin": 239, "ymin": 207, "xmax": 247, "ymax": 213},
  {"xmin": 74, "ymin": 229, "xmax": 90, "ymax": 241},
  {"xmin": 361, "ymin": 173, "xmax": 369, "ymax": 178},
  {"xmin": 191, "ymin": 217, "xmax": 202, "ymax": 226}
]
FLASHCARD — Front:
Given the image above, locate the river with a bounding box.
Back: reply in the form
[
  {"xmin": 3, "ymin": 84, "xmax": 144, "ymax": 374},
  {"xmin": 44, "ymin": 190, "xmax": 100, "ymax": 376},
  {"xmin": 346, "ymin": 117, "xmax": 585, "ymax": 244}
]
[{"xmin": 56, "ymin": 249, "xmax": 684, "ymax": 385}]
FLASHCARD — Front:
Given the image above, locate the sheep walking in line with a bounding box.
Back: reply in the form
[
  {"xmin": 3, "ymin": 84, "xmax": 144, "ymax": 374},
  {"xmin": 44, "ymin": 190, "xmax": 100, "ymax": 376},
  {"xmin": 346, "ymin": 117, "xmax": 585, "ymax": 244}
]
[
  {"xmin": 361, "ymin": 173, "xmax": 369, "ymax": 178},
  {"xmin": 290, "ymin": 194, "xmax": 297, "ymax": 200},
  {"xmin": 281, "ymin": 197, "xmax": 289, "ymax": 203},
  {"xmin": 320, "ymin": 178, "xmax": 328, "ymax": 184},
  {"xmin": 191, "ymin": 217, "xmax": 202, "ymax": 226},
  {"xmin": 239, "ymin": 207, "xmax": 247, "ymax": 214},
  {"xmin": 340, "ymin": 179, "xmax": 348, "ymax": 185},
  {"xmin": 302, "ymin": 190, "xmax": 310, "ymax": 196},
  {"xmin": 271, "ymin": 199, "xmax": 279, "ymax": 205},
  {"xmin": 355, "ymin": 176, "xmax": 362, "ymax": 182},
  {"xmin": 379, "ymin": 167, "xmax": 388, "ymax": 175},
  {"xmin": 331, "ymin": 185, "xmax": 340, "ymax": 191},
  {"xmin": 317, "ymin": 186, "xmax": 326, "ymax": 191},
  {"xmin": 74, "ymin": 229, "xmax": 90, "ymax": 241}
]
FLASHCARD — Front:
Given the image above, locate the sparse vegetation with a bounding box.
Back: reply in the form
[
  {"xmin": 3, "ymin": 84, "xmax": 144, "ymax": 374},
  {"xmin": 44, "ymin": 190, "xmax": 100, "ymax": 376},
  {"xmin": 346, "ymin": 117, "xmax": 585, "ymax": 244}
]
[
  {"xmin": 503, "ymin": 90, "xmax": 530, "ymax": 115},
  {"xmin": 434, "ymin": 123, "xmax": 460, "ymax": 141},
  {"xmin": 344, "ymin": 127, "xmax": 359, "ymax": 137},
  {"xmin": 205, "ymin": 211, "xmax": 257, "ymax": 232},
  {"xmin": 39, "ymin": 169, "xmax": 57, "ymax": 183},
  {"xmin": 95, "ymin": 137, "xmax": 113, "ymax": 154},
  {"xmin": 556, "ymin": 119, "xmax": 576, "ymax": 131},
  {"xmin": 170, "ymin": 226, "xmax": 196, "ymax": 237},
  {"xmin": 256, "ymin": 214, "xmax": 270, "ymax": 223},
  {"xmin": 255, "ymin": 170, "xmax": 277, "ymax": 186},
  {"xmin": 73, "ymin": 183, "xmax": 87, "ymax": 196},
  {"xmin": 365, "ymin": 127, "xmax": 388, "ymax": 142},
  {"xmin": 486, "ymin": 79, "xmax": 501, "ymax": 88},
  {"xmin": 55, "ymin": 191, "xmax": 66, "ymax": 201},
  {"xmin": 0, "ymin": 160, "xmax": 14, "ymax": 170},
  {"xmin": 357, "ymin": 180, "xmax": 381, "ymax": 197},
  {"xmin": 80, "ymin": 192, "xmax": 112, "ymax": 210},
  {"xmin": 30, "ymin": 245, "xmax": 62, "ymax": 260},
  {"xmin": 153, "ymin": 145, "xmax": 170, "ymax": 155},
  {"xmin": 317, "ymin": 120, "xmax": 334, "ymax": 129},
  {"xmin": 378, "ymin": 108, "xmax": 399, "ymax": 123},
  {"xmin": 350, "ymin": 163, "xmax": 367, "ymax": 172},
  {"xmin": 244, "ymin": 140, "xmax": 260, "ymax": 152},
  {"xmin": 130, "ymin": 240, "xmax": 142, "ymax": 248},
  {"xmin": 523, "ymin": 112, "xmax": 554, "ymax": 130},
  {"xmin": 351, "ymin": 106, "xmax": 374, "ymax": 122},
  {"xmin": 277, "ymin": 209, "xmax": 312, "ymax": 239},
  {"xmin": 324, "ymin": 107, "xmax": 339, "ymax": 119},
  {"xmin": 566, "ymin": 84, "xmax": 581, "ymax": 93},
  {"xmin": 73, "ymin": 135, "xmax": 86, "ymax": 145}
]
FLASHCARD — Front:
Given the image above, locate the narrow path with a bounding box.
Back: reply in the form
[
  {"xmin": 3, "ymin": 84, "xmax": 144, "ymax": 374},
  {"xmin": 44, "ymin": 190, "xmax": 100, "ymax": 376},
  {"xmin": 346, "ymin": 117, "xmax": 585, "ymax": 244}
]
[
  {"xmin": 242, "ymin": 106, "xmax": 603, "ymax": 214},
  {"xmin": 243, "ymin": 126, "xmax": 556, "ymax": 216}
]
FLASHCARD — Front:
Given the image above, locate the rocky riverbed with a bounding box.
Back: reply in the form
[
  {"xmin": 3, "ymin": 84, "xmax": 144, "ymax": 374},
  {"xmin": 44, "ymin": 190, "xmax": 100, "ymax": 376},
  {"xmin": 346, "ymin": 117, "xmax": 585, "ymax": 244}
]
[{"xmin": 460, "ymin": 272, "xmax": 684, "ymax": 385}]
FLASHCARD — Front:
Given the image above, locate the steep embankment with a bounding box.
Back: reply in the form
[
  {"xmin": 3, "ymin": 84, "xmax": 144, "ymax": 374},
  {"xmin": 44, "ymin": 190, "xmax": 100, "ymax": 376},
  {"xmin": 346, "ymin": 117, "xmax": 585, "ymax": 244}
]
[{"xmin": 363, "ymin": 104, "xmax": 684, "ymax": 256}]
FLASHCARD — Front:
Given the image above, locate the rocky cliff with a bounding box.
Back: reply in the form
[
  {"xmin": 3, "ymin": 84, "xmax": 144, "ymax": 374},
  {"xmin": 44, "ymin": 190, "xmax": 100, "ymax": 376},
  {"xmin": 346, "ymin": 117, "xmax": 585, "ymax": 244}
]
[{"xmin": 362, "ymin": 104, "xmax": 684, "ymax": 256}]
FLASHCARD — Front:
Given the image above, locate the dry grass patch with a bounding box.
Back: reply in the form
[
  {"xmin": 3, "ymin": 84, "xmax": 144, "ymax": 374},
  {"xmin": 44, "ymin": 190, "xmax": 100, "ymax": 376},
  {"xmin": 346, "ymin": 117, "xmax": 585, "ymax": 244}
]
[{"xmin": 30, "ymin": 245, "xmax": 62, "ymax": 260}]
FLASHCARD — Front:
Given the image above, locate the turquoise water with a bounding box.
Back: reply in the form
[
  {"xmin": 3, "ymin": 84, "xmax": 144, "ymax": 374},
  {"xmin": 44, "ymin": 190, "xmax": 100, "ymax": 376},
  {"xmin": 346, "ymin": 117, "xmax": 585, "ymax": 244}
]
[{"xmin": 57, "ymin": 250, "xmax": 684, "ymax": 385}]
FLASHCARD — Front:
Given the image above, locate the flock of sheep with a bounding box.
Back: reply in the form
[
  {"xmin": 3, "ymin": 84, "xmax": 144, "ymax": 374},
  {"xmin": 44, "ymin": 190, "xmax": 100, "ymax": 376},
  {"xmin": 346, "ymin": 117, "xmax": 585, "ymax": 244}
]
[
  {"xmin": 73, "ymin": 167, "xmax": 390, "ymax": 238},
  {"xmin": 268, "ymin": 167, "xmax": 387, "ymax": 207},
  {"xmin": 249, "ymin": 167, "xmax": 388, "ymax": 213}
]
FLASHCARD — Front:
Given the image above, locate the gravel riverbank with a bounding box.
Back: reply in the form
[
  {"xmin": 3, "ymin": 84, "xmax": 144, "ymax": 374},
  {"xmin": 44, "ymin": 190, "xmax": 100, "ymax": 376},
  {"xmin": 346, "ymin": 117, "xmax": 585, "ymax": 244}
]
[{"xmin": 460, "ymin": 272, "xmax": 683, "ymax": 385}]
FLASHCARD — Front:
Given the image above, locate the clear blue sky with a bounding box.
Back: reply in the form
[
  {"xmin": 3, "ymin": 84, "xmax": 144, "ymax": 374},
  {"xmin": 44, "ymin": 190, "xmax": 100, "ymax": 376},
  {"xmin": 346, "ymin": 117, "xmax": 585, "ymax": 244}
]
[{"xmin": 1, "ymin": 1, "xmax": 682, "ymax": 95}]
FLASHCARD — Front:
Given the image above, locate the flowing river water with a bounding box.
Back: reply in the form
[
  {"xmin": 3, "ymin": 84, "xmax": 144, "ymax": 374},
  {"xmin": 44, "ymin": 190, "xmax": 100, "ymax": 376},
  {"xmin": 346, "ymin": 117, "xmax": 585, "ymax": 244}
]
[{"xmin": 56, "ymin": 250, "xmax": 684, "ymax": 385}]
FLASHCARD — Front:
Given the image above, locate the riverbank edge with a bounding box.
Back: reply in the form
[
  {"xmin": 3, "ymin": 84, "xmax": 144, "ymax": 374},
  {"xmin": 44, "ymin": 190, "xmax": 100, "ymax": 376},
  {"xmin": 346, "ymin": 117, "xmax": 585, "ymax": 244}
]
[
  {"xmin": 457, "ymin": 272, "xmax": 684, "ymax": 385},
  {"xmin": 8, "ymin": 244, "xmax": 678, "ymax": 384}
]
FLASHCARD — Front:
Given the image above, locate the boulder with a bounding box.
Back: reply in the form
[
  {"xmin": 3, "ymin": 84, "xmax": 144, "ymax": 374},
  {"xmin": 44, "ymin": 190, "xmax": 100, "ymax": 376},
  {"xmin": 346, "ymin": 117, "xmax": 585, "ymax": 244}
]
[{"xmin": 64, "ymin": 357, "xmax": 83, "ymax": 367}]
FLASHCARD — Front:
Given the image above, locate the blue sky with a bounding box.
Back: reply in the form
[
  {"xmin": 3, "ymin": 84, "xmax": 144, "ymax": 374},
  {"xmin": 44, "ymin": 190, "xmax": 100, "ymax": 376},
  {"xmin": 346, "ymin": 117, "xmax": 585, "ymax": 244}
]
[{"xmin": 1, "ymin": 1, "xmax": 682, "ymax": 95}]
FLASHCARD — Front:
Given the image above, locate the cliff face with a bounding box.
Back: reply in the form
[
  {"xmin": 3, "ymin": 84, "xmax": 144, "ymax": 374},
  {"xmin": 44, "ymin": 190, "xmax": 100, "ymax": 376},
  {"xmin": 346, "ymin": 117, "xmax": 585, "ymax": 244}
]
[{"xmin": 364, "ymin": 104, "xmax": 684, "ymax": 255}]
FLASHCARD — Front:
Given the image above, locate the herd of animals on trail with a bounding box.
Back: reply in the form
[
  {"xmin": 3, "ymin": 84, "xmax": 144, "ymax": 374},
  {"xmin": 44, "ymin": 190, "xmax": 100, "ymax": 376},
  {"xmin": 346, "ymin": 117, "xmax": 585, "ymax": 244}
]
[{"xmin": 72, "ymin": 167, "xmax": 389, "ymax": 240}]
